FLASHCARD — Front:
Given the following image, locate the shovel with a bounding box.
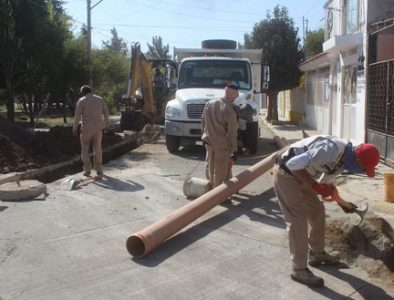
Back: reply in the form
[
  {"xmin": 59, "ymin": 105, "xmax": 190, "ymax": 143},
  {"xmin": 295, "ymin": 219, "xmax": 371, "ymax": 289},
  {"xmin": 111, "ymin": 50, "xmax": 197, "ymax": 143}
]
[{"xmin": 322, "ymin": 187, "xmax": 368, "ymax": 225}]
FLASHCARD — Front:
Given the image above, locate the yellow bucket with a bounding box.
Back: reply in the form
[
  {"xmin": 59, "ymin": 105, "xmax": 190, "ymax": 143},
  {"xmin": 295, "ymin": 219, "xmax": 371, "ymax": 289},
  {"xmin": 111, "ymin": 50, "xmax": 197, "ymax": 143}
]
[{"xmin": 383, "ymin": 173, "xmax": 394, "ymax": 203}]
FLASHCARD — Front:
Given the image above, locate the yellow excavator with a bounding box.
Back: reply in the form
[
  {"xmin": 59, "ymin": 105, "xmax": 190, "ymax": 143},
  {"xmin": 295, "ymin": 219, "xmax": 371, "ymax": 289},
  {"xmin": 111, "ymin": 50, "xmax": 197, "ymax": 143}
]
[{"xmin": 120, "ymin": 43, "xmax": 177, "ymax": 131}]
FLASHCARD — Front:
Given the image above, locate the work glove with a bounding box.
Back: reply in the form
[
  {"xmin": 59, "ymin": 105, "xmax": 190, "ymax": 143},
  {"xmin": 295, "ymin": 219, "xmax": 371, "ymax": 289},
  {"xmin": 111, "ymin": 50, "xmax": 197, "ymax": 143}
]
[
  {"xmin": 312, "ymin": 182, "xmax": 335, "ymax": 198},
  {"xmin": 337, "ymin": 202, "xmax": 358, "ymax": 214}
]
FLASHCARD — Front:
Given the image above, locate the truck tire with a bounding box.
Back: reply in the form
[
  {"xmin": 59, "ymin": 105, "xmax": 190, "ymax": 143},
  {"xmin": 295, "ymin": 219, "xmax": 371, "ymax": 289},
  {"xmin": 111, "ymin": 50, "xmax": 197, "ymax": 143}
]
[
  {"xmin": 201, "ymin": 39, "xmax": 237, "ymax": 50},
  {"xmin": 245, "ymin": 121, "xmax": 259, "ymax": 154},
  {"xmin": 166, "ymin": 134, "xmax": 180, "ymax": 153}
]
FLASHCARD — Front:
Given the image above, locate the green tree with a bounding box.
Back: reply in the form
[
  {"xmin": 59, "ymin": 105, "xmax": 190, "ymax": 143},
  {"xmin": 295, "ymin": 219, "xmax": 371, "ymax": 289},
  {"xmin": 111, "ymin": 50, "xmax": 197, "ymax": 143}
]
[
  {"xmin": 0, "ymin": 0, "xmax": 74, "ymax": 123},
  {"xmin": 62, "ymin": 34, "xmax": 90, "ymax": 101},
  {"xmin": 146, "ymin": 36, "xmax": 170, "ymax": 60},
  {"xmin": 245, "ymin": 5, "xmax": 303, "ymax": 123},
  {"xmin": 0, "ymin": 0, "xmax": 37, "ymax": 121},
  {"xmin": 102, "ymin": 27, "xmax": 128, "ymax": 55},
  {"xmin": 93, "ymin": 30, "xmax": 130, "ymax": 113},
  {"xmin": 304, "ymin": 28, "xmax": 324, "ymax": 59}
]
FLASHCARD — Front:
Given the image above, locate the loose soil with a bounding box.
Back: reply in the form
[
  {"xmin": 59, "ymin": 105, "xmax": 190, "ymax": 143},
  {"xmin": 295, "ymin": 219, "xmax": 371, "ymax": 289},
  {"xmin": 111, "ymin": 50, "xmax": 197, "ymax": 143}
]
[
  {"xmin": 0, "ymin": 125, "xmax": 127, "ymax": 176},
  {"xmin": 326, "ymin": 213, "xmax": 394, "ymax": 283}
]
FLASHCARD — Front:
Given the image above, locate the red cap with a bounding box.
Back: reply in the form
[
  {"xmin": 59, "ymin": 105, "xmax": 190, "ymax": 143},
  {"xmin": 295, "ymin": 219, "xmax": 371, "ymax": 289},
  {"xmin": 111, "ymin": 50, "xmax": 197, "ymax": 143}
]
[{"xmin": 355, "ymin": 144, "xmax": 380, "ymax": 177}]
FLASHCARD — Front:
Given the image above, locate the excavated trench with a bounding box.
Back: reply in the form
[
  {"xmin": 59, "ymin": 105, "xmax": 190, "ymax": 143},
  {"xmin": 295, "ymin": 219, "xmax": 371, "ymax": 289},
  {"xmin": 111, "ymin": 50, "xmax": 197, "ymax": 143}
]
[
  {"xmin": 326, "ymin": 213, "xmax": 394, "ymax": 282},
  {"xmin": 0, "ymin": 125, "xmax": 147, "ymax": 183}
]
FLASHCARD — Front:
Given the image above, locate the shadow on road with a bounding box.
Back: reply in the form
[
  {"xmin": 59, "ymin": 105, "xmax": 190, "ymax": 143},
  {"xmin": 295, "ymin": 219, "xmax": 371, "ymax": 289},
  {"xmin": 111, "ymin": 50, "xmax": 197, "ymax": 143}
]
[
  {"xmin": 315, "ymin": 265, "xmax": 393, "ymax": 299},
  {"xmin": 88, "ymin": 175, "xmax": 145, "ymax": 192},
  {"xmin": 133, "ymin": 187, "xmax": 285, "ymax": 267},
  {"xmin": 171, "ymin": 135, "xmax": 278, "ymax": 165}
]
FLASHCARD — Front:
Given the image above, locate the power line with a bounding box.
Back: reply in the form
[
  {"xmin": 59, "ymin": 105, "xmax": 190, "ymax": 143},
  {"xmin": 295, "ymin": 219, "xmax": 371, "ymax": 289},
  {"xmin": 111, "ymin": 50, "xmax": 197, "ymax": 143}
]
[
  {"xmin": 95, "ymin": 23, "xmax": 249, "ymax": 32},
  {"xmin": 301, "ymin": 0, "xmax": 324, "ymax": 17},
  {"xmin": 124, "ymin": 0, "xmax": 256, "ymax": 25},
  {"xmin": 141, "ymin": 0, "xmax": 266, "ymax": 17}
]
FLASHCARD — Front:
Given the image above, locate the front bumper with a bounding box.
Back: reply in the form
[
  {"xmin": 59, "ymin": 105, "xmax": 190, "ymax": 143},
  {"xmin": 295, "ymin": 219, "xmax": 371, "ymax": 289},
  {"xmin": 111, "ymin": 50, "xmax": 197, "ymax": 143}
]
[{"xmin": 165, "ymin": 120, "xmax": 202, "ymax": 137}]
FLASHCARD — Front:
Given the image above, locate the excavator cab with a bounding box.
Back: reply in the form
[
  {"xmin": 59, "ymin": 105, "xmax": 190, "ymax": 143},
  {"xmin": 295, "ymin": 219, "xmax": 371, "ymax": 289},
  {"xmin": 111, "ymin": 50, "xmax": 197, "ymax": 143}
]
[{"xmin": 120, "ymin": 43, "xmax": 177, "ymax": 131}]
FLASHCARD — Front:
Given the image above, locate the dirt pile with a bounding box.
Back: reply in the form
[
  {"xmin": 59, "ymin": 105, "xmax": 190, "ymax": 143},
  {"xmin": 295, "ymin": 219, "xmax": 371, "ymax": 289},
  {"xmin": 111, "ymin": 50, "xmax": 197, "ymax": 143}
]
[
  {"xmin": 327, "ymin": 213, "xmax": 394, "ymax": 283},
  {"xmin": 0, "ymin": 133, "xmax": 41, "ymax": 173},
  {"xmin": 0, "ymin": 126, "xmax": 124, "ymax": 174}
]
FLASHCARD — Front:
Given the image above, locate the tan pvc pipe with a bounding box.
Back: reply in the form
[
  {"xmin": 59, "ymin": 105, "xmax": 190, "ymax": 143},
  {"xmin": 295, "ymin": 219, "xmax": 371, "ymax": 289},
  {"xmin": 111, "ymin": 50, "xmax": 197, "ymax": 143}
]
[{"xmin": 126, "ymin": 150, "xmax": 280, "ymax": 257}]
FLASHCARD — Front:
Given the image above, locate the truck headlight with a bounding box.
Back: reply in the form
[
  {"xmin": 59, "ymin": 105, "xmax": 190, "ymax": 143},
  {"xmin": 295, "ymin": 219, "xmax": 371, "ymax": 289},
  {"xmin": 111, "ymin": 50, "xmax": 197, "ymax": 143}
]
[{"xmin": 166, "ymin": 107, "xmax": 180, "ymax": 118}]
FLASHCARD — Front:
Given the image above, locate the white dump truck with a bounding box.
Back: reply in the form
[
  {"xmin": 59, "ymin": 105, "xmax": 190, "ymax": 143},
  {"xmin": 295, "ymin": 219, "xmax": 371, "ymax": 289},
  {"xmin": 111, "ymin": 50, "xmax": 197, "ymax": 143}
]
[{"xmin": 164, "ymin": 39, "xmax": 269, "ymax": 154}]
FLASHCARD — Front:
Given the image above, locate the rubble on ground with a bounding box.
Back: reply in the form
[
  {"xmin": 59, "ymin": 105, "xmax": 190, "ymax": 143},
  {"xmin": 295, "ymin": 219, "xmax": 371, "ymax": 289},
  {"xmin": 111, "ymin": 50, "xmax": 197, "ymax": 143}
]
[{"xmin": 326, "ymin": 213, "xmax": 394, "ymax": 283}]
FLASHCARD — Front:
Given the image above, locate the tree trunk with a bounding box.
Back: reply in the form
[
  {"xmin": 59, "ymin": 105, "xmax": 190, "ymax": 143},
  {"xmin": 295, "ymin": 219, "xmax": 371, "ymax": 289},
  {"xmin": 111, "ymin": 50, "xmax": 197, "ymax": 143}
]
[
  {"xmin": 25, "ymin": 92, "xmax": 35, "ymax": 127},
  {"xmin": 266, "ymin": 91, "xmax": 279, "ymax": 124},
  {"xmin": 5, "ymin": 78, "xmax": 15, "ymax": 122}
]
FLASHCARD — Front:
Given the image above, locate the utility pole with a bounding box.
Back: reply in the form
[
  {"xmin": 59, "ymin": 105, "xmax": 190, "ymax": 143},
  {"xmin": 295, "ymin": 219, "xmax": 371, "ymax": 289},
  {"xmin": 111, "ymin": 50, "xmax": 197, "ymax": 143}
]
[
  {"xmin": 87, "ymin": 0, "xmax": 92, "ymax": 87},
  {"xmin": 306, "ymin": 18, "xmax": 309, "ymax": 37},
  {"xmin": 87, "ymin": 0, "xmax": 104, "ymax": 88},
  {"xmin": 302, "ymin": 16, "xmax": 305, "ymax": 47}
]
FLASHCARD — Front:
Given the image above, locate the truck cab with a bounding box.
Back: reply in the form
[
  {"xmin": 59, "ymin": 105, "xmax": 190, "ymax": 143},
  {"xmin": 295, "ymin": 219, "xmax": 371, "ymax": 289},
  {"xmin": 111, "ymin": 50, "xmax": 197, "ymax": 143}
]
[{"xmin": 165, "ymin": 42, "xmax": 269, "ymax": 154}]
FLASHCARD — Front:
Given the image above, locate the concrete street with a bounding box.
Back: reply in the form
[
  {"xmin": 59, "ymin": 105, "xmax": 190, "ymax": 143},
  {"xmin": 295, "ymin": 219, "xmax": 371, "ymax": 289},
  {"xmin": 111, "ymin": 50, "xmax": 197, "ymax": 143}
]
[{"xmin": 0, "ymin": 115, "xmax": 393, "ymax": 299}]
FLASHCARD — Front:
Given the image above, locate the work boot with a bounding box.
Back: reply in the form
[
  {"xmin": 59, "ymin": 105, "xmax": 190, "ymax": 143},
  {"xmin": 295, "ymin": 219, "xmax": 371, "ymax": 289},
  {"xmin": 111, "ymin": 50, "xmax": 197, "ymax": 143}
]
[
  {"xmin": 83, "ymin": 171, "xmax": 91, "ymax": 177},
  {"xmin": 290, "ymin": 268, "xmax": 324, "ymax": 287},
  {"xmin": 95, "ymin": 171, "xmax": 104, "ymax": 180},
  {"xmin": 309, "ymin": 250, "xmax": 340, "ymax": 266}
]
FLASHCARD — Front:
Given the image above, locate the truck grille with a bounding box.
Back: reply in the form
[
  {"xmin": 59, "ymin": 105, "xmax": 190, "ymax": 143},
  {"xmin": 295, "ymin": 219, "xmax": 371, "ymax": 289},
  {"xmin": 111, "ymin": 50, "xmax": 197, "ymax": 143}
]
[{"xmin": 187, "ymin": 103, "xmax": 205, "ymax": 119}]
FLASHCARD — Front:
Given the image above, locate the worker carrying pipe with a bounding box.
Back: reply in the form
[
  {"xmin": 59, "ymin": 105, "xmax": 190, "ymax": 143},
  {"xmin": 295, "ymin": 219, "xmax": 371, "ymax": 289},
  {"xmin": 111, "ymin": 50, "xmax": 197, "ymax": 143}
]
[{"xmin": 272, "ymin": 135, "xmax": 380, "ymax": 288}]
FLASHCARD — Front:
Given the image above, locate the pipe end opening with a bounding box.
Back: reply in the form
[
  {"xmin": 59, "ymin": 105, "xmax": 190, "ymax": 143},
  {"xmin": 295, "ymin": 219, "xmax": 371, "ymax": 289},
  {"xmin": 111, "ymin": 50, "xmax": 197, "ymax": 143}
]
[{"xmin": 126, "ymin": 235, "xmax": 146, "ymax": 258}]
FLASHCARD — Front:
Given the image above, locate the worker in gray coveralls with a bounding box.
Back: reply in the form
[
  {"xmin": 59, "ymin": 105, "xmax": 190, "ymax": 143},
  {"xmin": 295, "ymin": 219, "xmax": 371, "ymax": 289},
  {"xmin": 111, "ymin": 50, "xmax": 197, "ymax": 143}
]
[
  {"xmin": 201, "ymin": 82, "xmax": 239, "ymax": 188},
  {"xmin": 273, "ymin": 135, "xmax": 380, "ymax": 287},
  {"xmin": 73, "ymin": 85, "xmax": 109, "ymax": 177}
]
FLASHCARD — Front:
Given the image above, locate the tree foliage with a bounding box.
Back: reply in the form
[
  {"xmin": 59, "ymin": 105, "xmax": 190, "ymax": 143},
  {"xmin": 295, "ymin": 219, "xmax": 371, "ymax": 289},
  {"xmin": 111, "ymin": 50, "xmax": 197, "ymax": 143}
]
[
  {"xmin": 244, "ymin": 5, "xmax": 303, "ymax": 122},
  {"xmin": 304, "ymin": 28, "xmax": 324, "ymax": 59},
  {"xmin": 146, "ymin": 36, "xmax": 171, "ymax": 60},
  {"xmin": 102, "ymin": 27, "xmax": 128, "ymax": 55},
  {"xmin": 0, "ymin": 0, "xmax": 76, "ymax": 122},
  {"xmin": 0, "ymin": 2, "xmax": 172, "ymax": 125}
]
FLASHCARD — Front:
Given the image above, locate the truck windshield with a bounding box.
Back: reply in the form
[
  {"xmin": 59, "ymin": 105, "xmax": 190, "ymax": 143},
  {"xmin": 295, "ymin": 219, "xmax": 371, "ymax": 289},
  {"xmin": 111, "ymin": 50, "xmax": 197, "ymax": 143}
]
[{"xmin": 178, "ymin": 59, "xmax": 251, "ymax": 90}]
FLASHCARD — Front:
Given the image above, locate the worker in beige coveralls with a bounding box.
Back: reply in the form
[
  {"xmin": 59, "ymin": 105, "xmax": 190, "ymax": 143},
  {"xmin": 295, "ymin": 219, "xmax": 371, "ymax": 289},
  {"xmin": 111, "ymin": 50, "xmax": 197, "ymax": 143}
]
[
  {"xmin": 273, "ymin": 135, "xmax": 380, "ymax": 288},
  {"xmin": 73, "ymin": 85, "xmax": 109, "ymax": 177},
  {"xmin": 201, "ymin": 82, "xmax": 239, "ymax": 188}
]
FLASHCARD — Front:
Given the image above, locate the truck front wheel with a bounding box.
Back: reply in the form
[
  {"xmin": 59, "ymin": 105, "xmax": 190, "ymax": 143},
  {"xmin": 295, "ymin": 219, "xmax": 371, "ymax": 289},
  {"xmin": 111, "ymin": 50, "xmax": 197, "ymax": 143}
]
[
  {"xmin": 166, "ymin": 134, "xmax": 180, "ymax": 153},
  {"xmin": 245, "ymin": 121, "xmax": 259, "ymax": 154}
]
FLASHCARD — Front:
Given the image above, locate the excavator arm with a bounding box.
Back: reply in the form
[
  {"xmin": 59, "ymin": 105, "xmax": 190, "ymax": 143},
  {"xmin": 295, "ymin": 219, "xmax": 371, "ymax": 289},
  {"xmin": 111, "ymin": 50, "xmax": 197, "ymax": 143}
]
[
  {"xmin": 120, "ymin": 43, "xmax": 177, "ymax": 131},
  {"xmin": 127, "ymin": 43, "xmax": 156, "ymax": 121},
  {"xmin": 121, "ymin": 43, "xmax": 155, "ymax": 131}
]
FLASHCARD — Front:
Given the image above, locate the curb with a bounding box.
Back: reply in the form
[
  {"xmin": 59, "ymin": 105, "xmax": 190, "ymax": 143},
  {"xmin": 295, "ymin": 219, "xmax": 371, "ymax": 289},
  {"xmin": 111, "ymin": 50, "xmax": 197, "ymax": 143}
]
[{"xmin": 0, "ymin": 134, "xmax": 140, "ymax": 185}]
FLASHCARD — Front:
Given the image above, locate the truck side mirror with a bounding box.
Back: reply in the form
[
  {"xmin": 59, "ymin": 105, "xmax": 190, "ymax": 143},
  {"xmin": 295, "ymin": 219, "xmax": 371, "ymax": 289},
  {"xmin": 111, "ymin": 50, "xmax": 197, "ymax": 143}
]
[
  {"xmin": 166, "ymin": 64, "xmax": 178, "ymax": 90},
  {"xmin": 261, "ymin": 64, "xmax": 270, "ymax": 92}
]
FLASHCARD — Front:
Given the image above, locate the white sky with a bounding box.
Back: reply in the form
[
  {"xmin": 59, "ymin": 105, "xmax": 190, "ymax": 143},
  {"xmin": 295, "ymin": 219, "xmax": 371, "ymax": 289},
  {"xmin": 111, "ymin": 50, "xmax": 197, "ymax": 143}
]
[{"xmin": 63, "ymin": 0, "xmax": 327, "ymax": 54}]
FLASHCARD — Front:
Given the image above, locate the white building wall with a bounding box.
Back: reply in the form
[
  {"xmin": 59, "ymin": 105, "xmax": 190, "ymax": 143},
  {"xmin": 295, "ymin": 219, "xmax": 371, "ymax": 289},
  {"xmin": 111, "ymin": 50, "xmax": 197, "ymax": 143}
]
[
  {"xmin": 297, "ymin": 0, "xmax": 394, "ymax": 143},
  {"xmin": 321, "ymin": 0, "xmax": 368, "ymax": 143}
]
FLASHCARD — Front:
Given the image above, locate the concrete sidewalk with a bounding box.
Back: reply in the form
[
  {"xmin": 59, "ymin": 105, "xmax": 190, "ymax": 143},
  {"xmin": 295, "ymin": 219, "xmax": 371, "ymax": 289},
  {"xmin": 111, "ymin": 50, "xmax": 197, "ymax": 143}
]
[{"xmin": 259, "ymin": 108, "xmax": 394, "ymax": 227}]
